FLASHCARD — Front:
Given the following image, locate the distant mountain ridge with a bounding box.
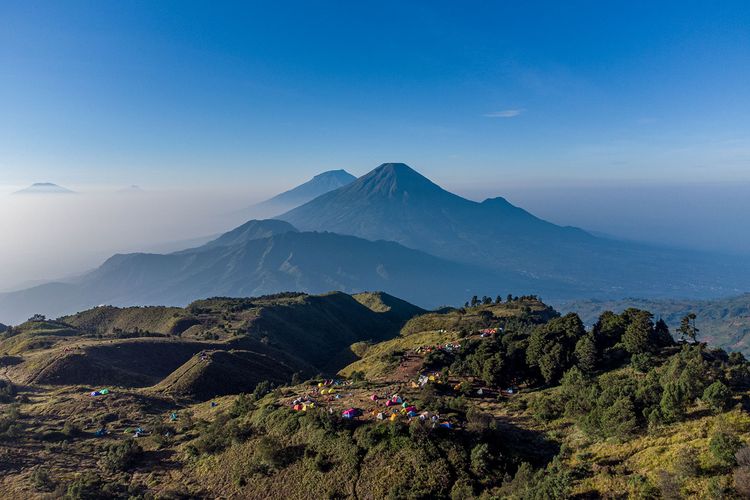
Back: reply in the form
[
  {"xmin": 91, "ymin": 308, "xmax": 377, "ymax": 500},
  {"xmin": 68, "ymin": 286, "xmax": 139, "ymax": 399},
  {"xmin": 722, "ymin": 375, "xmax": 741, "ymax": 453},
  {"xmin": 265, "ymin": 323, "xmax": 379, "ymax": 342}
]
[
  {"xmin": 279, "ymin": 163, "xmax": 750, "ymax": 298},
  {"xmin": 0, "ymin": 220, "xmax": 533, "ymax": 324},
  {"xmin": 2, "ymin": 162, "xmax": 748, "ymax": 335}
]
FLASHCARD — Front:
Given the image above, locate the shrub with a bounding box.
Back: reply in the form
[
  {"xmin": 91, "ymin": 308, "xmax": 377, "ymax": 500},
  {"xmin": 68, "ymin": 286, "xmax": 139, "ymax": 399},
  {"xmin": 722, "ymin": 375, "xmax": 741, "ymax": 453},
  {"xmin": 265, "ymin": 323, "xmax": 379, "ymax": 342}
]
[
  {"xmin": 659, "ymin": 382, "xmax": 686, "ymax": 423},
  {"xmin": 529, "ymin": 393, "xmax": 563, "ymax": 422},
  {"xmin": 30, "ymin": 467, "xmax": 55, "ymax": 492},
  {"xmin": 251, "ymin": 380, "xmax": 273, "ymax": 400},
  {"xmin": 630, "ymin": 352, "xmax": 654, "ymax": 373},
  {"xmin": 0, "ymin": 379, "xmax": 16, "ymax": 403},
  {"xmin": 709, "ymin": 431, "xmax": 743, "ymax": 467},
  {"xmin": 470, "ymin": 443, "xmax": 491, "ymax": 476},
  {"xmin": 255, "ymin": 435, "xmax": 287, "ymax": 468},
  {"xmin": 600, "ymin": 397, "xmax": 637, "ymax": 440},
  {"xmin": 65, "ymin": 473, "xmax": 104, "ymax": 500},
  {"xmin": 230, "ymin": 393, "xmax": 255, "ymax": 418},
  {"xmin": 100, "ymin": 439, "xmax": 143, "ymax": 472},
  {"xmin": 0, "ymin": 404, "xmax": 22, "ymax": 439},
  {"xmin": 702, "ymin": 381, "xmax": 732, "ymax": 413}
]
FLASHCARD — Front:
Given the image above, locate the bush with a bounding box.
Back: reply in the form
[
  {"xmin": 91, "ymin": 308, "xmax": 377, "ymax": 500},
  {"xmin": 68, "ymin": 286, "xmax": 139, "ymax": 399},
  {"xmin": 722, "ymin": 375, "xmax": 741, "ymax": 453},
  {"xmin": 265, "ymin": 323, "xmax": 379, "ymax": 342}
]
[
  {"xmin": 250, "ymin": 380, "xmax": 271, "ymax": 400},
  {"xmin": 529, "ymin": 393, "xmax": 563, "ymax": 422},
  {"xmin": 65, "ymin": 473, "xmax": 104, "ymax": 499},
  {"xmin": 0, "ymin": 379, "xmax": 16, "ymax": 403},
  {"xmin": 630, "ymin": 352, "xmax": 654, "ymax": 373},
  {"xmin": 30, "ymin": 467, "xmax": 55, "ymax": 492},
  {"xmin": 230, "ymin": 393, "xmax": 255, "ymax": 418},
  {"xmin": 0, "ymin": 404, "xmax": 22, "ymax": 439},
  {"xmin": 702, "ymin": 381, "xmax": 732, "ymax": 413},
  {"xmin": 255, "ymin": 435, "xmax": 287, "ymax": 468},
  {"xmin": 709, "ymin": 431, "xmax": 743, "ymax": 467},
  {"xmin": 100, "ymin": 438, "xmax": 143, "ymax": 472},
  {"xmin": 470, "ymin": 443, "xmax": 491, "ymax": 476},
  {"xmin": 600, "ymin": 397, "xmax": 637, "ymax": 440}
]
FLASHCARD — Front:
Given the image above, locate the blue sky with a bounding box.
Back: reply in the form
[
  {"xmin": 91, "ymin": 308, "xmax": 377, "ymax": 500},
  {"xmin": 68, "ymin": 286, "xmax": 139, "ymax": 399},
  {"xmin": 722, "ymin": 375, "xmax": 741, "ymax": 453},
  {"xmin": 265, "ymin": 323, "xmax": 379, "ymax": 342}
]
[{"xmin": 1, "ymin": 1, "xmax": 749, "ymax": 189}]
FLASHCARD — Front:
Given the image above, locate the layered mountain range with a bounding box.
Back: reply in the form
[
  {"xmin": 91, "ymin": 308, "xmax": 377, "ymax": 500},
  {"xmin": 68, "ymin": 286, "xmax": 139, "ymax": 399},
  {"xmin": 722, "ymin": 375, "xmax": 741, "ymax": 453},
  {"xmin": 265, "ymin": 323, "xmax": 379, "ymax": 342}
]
[{"xmin": 0, "ymin": 163, "xmax": 747, "ymax": 325}]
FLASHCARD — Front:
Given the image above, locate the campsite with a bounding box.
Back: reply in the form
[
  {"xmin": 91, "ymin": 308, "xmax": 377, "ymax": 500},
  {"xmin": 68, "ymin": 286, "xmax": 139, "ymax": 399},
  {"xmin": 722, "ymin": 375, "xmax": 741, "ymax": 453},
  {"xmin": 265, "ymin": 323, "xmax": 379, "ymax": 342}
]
[{"xmin": 1, "ymin": 293, "xmax": 749, "ymax": 498}]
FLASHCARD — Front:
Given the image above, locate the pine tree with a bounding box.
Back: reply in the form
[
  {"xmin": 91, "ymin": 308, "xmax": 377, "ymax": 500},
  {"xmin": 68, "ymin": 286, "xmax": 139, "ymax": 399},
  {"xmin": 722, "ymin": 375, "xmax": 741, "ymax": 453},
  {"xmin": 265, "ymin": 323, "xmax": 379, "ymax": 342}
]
[{"xmin": 574, "ymin": 335, "xmax": 598, "ymax": 375}]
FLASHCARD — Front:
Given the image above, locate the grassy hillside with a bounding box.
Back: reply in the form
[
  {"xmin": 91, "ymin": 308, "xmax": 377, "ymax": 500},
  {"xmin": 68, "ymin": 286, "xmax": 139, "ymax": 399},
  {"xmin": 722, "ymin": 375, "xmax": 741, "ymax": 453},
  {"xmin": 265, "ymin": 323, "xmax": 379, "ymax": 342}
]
[
  {"xmin": 0, "ymin": 291, "xmax": 422, "ymax": 400},
  {"xmin": 1, "ymin": 294, "xmax": 749, "ymax": 499}
]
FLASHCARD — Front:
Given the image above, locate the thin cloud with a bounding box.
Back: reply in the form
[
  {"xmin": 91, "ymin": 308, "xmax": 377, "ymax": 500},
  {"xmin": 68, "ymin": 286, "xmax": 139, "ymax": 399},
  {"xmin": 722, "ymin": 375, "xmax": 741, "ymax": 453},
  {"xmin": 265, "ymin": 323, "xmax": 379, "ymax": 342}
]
[{"xmin": 484, "ymin": 109, "xmax": 524, "ymax": 118}]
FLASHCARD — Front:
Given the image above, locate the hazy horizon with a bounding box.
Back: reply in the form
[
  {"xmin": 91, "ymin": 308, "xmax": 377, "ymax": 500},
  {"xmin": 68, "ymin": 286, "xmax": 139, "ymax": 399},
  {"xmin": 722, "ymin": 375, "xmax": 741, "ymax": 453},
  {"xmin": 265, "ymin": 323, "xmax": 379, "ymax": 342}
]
[{"xmin": 1, "ymin": 170, "xmax": 748, "ymax": 293}]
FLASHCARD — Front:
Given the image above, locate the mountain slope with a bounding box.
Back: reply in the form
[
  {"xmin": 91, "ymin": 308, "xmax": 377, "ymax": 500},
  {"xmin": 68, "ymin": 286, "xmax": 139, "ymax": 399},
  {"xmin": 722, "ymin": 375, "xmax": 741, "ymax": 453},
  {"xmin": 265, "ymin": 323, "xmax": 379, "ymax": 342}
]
[
  {"xmin": 194, "ymin": 219, "xmax": 298, "ymax": 250},
  {"xmin": 279, "ymin": 163, "xmax": 750, "ymax": 299},
  {"xmin": 0, "ymin": 292, "xmax": 423, "ymax": 397},
  {"xmin": 0, "ymin": 225, "xmax": 542, "ymax": 324},
  {"xmin": 241, "ymin": 169, "xmax": 356, "ymax": 218}
]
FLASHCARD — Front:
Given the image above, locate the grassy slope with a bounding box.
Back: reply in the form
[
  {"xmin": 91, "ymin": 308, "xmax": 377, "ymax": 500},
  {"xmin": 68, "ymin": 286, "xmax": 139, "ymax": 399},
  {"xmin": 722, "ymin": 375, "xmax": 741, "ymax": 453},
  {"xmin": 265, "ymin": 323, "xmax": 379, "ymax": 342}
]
[{"xmin": 1, "ymin": 295, "xmax": 748, "ymax": 498}]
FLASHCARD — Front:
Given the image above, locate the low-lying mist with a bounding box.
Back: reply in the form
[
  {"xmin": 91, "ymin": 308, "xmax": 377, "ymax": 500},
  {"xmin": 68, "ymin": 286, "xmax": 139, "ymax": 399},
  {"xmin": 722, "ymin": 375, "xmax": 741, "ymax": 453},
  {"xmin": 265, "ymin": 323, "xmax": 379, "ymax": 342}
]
[
  {"xmin": 0, "ymin": 188, "xmax": 269, "ymax": 291},
  {"xmin": 1, "ymin": 180, "xmax": 748, "ymax": 295}
]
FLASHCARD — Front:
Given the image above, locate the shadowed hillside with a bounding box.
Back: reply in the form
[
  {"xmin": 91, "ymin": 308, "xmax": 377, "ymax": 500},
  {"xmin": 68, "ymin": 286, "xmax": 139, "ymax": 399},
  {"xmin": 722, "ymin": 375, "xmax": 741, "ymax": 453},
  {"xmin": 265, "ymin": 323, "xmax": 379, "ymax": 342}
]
[{"xmin": 0, "ymin": 291, "xmax": 423, "ymax": 398}]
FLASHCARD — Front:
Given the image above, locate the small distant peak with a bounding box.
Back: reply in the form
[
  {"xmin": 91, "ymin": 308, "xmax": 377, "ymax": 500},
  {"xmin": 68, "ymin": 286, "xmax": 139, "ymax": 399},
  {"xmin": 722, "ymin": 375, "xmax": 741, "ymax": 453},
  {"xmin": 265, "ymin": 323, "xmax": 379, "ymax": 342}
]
[
  {"xmin": 14, "ymin": 182, "xmax": 74, "ymax": 194},
  {"xmin": 117, "ymin": 185, "xmax": 144, "ymax": 194},
  {"xmin": 312, "ymin": 169, "xmax": 355, "ymax": 180},
  {"xmin": 480, "ymin": 196, "xmax": 513, "ymax": 207}
]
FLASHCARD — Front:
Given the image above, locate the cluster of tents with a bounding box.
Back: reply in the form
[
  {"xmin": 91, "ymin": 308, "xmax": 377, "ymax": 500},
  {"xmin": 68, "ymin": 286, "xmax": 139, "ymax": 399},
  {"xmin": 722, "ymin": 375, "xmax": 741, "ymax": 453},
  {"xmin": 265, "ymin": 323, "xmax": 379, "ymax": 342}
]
[
  {"xmin": 89, "ymin": 388, "xmax": 110, "ymax": 397},
  {"xmin": 317, "ymin": 379, "xmax": 350, "ymax": 388},
  {"xmin": 291, "ymin": 396, "xmax": 317, "ymax": 412},
  {"xmin": 414, "ymin": 372, "xmax": 441, "ymax": 388},
  {"xmin": 478, "ymin": 327, "xmax": 502, "ymax": 337},
  {"xmin": 415, "ymin": 342, "xmax": 462, "ymax": 355}
]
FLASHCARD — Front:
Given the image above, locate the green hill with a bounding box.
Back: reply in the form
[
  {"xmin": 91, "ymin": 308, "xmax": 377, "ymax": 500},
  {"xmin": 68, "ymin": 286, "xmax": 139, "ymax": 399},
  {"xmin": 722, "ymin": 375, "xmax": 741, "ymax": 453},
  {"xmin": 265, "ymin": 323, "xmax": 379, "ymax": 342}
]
[
  {"xmin": 1, "ymin": 293, "xmax": 749, "ymax": 499},
  {"xmin": 0, "ymin": 291, "xmax": 423, "ymax": 398}
]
